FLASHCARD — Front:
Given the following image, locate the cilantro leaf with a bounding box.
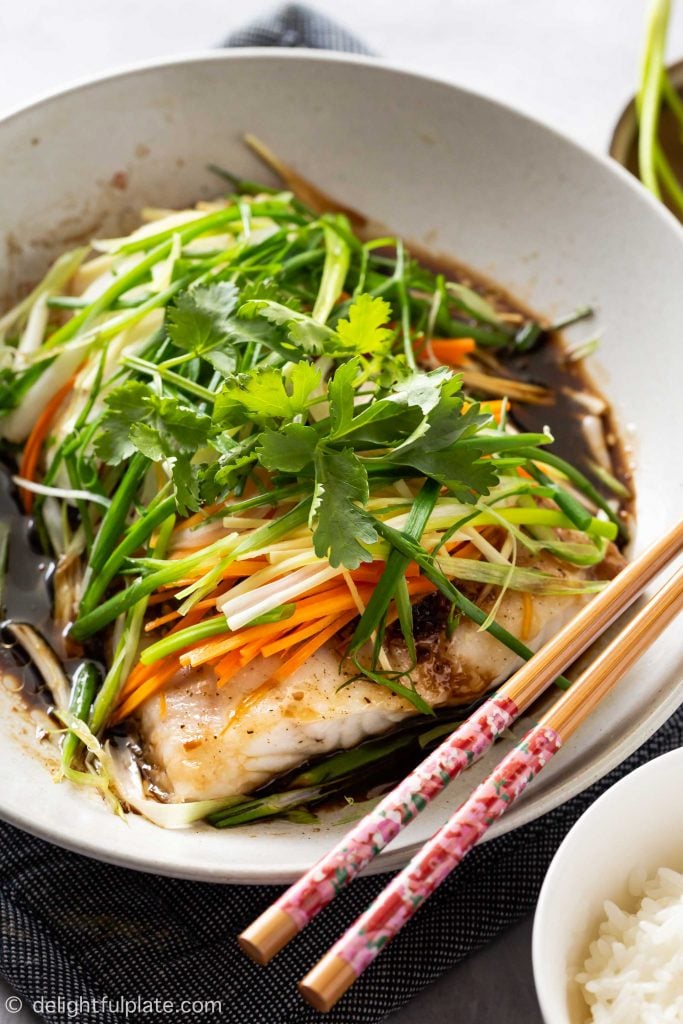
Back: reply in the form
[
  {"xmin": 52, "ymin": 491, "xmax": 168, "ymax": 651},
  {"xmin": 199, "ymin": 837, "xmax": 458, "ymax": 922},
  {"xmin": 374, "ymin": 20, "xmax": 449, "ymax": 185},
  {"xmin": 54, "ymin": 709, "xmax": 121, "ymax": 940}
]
[
  {"xmin": 200, "ymin": 437, "xmax": 258, "ymax": 503},
  {"xmin": 128, "ymin": 421, "xmax": 165, "ymax": 461},
  {"xmin": 240, "ymin": 299, "xmax": 338, "ymax": 356},
  {"xmin": 395, "ymin": 391, "xmax": 487, "ymax": 455},
  {"xmin": 94, "ymin": 382, "xmax": 150, "ymax": 464},
  {"xmin": 388, "ymin": 366, "xmax": 454, "ymax": 415},
  {"xmin": 327, "ymin": 358, "xmax": 361, "ymax": 438},
  {"xmin": 94, "ymin": 382, "xmax": 211, "ymax": 512},
  {"xmin": 396, "ymin": 445, "xmax": 498, "ymax": 497},
  {"xmin": 214, "ymin": 363, "xmax": 321, "ymax": 426},
  {"xmin": 171, "ymin": 456, "xmax": 201, "ymax": 516},
  {"xmin": 204, "ymin": 349, "xmax": 239, "ymax": 378},
  {"xmin": 328, "ymin": 367, "xmax": 456, "ymax": 445},
  {"xmin": 311, "ymin": 447, "xmax": 377, "ymax": 568},
  {"xmin": 256, "ymin": 424, "xmax": 318, "ymax": 473},
  {"xmin": 387, "ymin": 402, "xmax": 497, "ymax": 495},
  {"xmin": 336, "ymin": 294, "xmax": 393, "ymax": 354},
  {"xmin": 167, "ymin": 282, "xmax": 239, "ymax": 354}
]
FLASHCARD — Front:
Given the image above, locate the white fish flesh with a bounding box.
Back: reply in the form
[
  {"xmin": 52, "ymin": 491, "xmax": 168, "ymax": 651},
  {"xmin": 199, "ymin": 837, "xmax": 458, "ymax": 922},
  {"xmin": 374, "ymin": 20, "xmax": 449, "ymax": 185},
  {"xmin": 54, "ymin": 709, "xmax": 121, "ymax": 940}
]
[{"xmin": 138, "ymin": 545, "xmax": 624, "ymax": 802}]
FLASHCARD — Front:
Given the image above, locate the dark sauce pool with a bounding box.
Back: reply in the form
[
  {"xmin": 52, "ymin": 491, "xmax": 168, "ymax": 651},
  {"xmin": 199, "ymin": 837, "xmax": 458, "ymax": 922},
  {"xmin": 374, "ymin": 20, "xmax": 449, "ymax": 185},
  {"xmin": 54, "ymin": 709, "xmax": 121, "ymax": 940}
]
[{"xmin": 0, "ymin": 470, "xmax": 59, "ymax": 707}]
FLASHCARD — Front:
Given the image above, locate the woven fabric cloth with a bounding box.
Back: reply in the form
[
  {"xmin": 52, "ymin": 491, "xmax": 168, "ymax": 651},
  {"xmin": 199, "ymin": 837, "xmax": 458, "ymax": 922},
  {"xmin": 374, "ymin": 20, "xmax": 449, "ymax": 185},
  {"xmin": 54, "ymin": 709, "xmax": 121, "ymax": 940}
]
[
  {"xmin": 1, "ymin": 7, "xmax": 680, "ymax": 1023},
  {"xmin": 225, "ymin": 4, "xmax": 373, "ymax": 54}
]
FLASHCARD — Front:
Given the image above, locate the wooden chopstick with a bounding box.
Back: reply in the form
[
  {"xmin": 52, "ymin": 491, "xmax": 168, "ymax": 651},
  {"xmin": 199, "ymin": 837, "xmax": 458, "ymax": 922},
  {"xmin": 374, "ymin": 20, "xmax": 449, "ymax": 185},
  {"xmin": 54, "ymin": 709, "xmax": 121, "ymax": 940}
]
[
  {"xmin": 238, "ymin": 520, "xmax": 683, "ymax": 965},
  {"xmin": 299, "ymin": 565, "xmax": 683, "ymax": 1011}
]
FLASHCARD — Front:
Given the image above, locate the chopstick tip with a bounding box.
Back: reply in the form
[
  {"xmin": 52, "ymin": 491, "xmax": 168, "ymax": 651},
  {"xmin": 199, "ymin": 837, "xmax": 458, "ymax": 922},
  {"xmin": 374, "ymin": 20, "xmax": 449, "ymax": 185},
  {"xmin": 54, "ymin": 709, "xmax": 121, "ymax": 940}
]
[
  {"xmin": 299, "ymin": 954, "xmax": 357, "ymax": 1013},
  {"xmin": 238, "ymin": 906, "xmax": 299, "ymax": 965}
]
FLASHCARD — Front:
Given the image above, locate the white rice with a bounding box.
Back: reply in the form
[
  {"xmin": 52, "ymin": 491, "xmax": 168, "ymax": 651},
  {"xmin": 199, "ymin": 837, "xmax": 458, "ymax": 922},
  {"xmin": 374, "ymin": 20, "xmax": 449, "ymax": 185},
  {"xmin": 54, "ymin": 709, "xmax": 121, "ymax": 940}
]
[{"xmin": 577, "ymin": 867, "xmax": 683, "ymax": 1023}]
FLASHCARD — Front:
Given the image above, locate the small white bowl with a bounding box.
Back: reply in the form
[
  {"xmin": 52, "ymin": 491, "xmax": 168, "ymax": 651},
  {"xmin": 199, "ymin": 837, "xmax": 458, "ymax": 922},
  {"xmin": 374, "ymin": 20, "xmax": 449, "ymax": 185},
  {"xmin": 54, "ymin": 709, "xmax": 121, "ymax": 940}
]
[{"xmin": 533, "ymin": 746, "xmax": 683, "ymax": 1023}]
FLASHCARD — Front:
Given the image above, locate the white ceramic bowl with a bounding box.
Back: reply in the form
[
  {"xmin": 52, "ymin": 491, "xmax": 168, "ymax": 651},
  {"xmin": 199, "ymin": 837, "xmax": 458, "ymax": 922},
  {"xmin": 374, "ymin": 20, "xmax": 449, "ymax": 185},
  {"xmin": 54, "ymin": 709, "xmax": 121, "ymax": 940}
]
[
  {"xmin": 533, "ymin": 747, "xmax": 683, "ymax": 1024},
  {"xmin": 0, "ymin": 51, "xmax": 682, "ymax": 883}
]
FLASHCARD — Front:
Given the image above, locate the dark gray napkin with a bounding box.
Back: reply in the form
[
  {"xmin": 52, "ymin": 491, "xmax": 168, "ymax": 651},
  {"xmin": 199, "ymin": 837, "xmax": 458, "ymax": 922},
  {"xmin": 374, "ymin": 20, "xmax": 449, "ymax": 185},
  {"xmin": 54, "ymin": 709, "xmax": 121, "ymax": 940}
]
[
  {"xmin": 0, "ymin": 7, "xmax": 680, "ymax": 1024},
  {"xmin": 225, "ymin": 3, "xmax": 373, "ymax": 54}
]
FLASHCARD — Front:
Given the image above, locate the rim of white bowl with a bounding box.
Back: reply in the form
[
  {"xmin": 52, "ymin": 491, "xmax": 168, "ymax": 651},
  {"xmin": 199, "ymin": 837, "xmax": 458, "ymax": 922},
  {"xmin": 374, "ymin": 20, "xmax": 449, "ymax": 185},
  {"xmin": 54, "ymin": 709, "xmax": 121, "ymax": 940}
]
[
  {"xmin": 0, "ymin": 46, "xmax": 681, "ymax": 240},
  {"xmin": 532, "ymin": 745, "xmax": 683, "ymax": 1024}
]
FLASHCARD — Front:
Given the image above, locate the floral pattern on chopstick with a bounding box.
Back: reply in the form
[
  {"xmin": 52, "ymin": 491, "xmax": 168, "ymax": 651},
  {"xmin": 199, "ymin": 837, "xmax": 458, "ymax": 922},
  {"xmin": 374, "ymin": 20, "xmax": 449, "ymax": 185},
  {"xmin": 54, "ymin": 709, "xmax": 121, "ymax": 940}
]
[
  {"xmin": 278, "ymin": 694, "xmax": 520, "ymax": 931},
  {"xmin": 331, "ymin": 724, "xmax": 562, "ymax": 977}
]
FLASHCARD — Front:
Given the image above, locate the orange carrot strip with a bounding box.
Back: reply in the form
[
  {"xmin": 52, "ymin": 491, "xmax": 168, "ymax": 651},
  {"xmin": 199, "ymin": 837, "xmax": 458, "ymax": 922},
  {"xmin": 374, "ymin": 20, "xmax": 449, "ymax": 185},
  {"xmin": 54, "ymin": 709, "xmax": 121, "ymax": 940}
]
[
  {"xmin": 189, "ymin": 578, "xmax": 436, "ymax": 669},
  {"xmin": 273, "ymin": 610, "xmax": 359, "ymax": 683},
  {"xmin": 237, "ymin": 627, "xmax": 292, "ymax": 664},
  {"xmin": 406, "ymin": 578, "xmax": 438, "ymax": 597},
  {"xmin": 158, "ymin": 692, "xmax": 167, "ymax": 720},
  {"xmin": 18, "ymin": 378, "xmax": 75, "ymax": 512},
  {"xmin": 260, "ymin": 614, "xmax": 337, "ymax": 658},
  {"xmin": 215, "ymin": 650, "xmax": 245, "ymax": 688},
  {"xmin": 172, "ymin": 500, "xmax": 225, "ymax": 534},
  {"xmin": 180, "ymin": 622, "xmax": 283, "ymax": 669},
  {"xmin": 348, "ymin": 564, "xmax": 386, "ymax": 584},
  {"xmin": 181, "ymin": 587, "xmax": 374, "ymax": 669},
  {"xmin": 429, "ymin": 338, "xmax": 476, "ymax": 366},
  {"xmin": 482, "ymin": 400, "xmax": 504, "ymax": 423},
  {"xmin": 464, "ymin": 398, "xmax": 504, "ymax": 424},
  {"xmin": 144, "ymin": 609, "xmax": 181, "ymax": 632},
  {"xmin": 118, "ymin": 609, "xmax": 204, "ymax": 700},
  {"xmin": 222, "ymin": 579, "xmax": 436, "ymax": 669},
  {"xmin": 113, "ymin": 660, "xmax": 181, "ymax": 723},
  {"xmin": 147, "ymin": 590, "xmax": 177, "ymax": 606},
  {"xmin": 221, "ymin": 584, "xmax": 445, "ymax": 728}
]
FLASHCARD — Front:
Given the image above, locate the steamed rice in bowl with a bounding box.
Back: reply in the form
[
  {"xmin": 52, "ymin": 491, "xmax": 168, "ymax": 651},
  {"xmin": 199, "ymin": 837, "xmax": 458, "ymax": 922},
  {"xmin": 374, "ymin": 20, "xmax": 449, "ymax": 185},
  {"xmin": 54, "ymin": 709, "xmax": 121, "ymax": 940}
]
[{"xmin": 577, "ymin": 866, "xmax": 683, "ymax": 1022}]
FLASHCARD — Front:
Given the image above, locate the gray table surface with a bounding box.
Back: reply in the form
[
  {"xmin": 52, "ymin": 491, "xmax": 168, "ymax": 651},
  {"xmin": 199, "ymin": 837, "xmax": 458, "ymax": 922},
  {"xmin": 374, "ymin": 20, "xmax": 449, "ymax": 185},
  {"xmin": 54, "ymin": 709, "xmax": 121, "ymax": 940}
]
[{"xmin": 1, "ymin": 1, "xmax": 681, "ymax": 1021}]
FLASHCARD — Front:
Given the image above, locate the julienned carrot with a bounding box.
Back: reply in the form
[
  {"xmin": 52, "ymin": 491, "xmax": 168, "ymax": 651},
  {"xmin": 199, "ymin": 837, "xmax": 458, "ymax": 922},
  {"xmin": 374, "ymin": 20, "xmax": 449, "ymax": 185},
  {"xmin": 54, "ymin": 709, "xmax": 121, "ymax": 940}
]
[
  {"xmin": 260, "ymin": 615, "xmax": 337, "ymax": 658},
  {"xmin": 215, "ymin": 577, "xmax": 437, "ymax": 676},
  {"xmin": 185, "ymin": 575, "xmax": 439, "ymax": 669},
  {"xmin": 221, "ymin": 610, "xmax": 360, "ymax": 730},
  {"xmin": 145, "ymin": 608, "xmax": 181, "ymax": 632},
  {"xmin": 119, "ymin": 608, "xmax": 205, "ymax": 700},
  {"xmin": 182, "ymin": 587, "xmax": 376, "ymax": 669},
  {"xmin": 147, "ymin": 590, "xmax": 177, "ymax": 606},
  {"xmin": 18, "ymin": 378, "xmax": 75, "ymax": 512},
  {"xmin": 172, "ymin": 500, "xmax": 226, "ymax": 534},
  {"xmin": 112, "ymin": 659, "xmax": 182, "ymax": 723},
  {"xmin": 273, "ymin": 610, "xmax": 360, "ymax": 683},
  {"xmin": 118, "ymin": 572, "xmax": 439, "ymax": 717},
  {"xmin": 429, "ymin": 338, "xmax": 476, "ymax": 366},
  {"xmin": 237, "ymin": 628, "xmax": 292, "ymax": 665},
  {"xmin": 180, "ymin": 621, "xmax": 285, "ymax": 669},
  {"xmin": 215, "ymin": 650, "xmax": 244, "ymax": 688},
  {"xmin": 463, "ymin": 399, "xmax": 504, "ymax": 424}
]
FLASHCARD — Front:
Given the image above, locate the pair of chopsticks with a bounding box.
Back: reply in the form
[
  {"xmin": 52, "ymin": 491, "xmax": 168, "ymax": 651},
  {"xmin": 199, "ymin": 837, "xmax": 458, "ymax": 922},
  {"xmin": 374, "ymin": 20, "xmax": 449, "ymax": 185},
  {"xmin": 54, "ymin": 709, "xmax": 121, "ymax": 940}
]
[{"xmin": 240, "ymin": 520, "xmax": 683, "ymax": 1011}]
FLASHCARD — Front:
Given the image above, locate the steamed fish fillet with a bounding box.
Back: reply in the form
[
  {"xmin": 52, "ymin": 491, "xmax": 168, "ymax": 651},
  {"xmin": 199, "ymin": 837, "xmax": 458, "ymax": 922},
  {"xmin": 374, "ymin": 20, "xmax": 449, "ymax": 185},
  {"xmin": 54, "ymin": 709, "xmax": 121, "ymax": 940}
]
[
  {"xmin": 139, "ymin": 547, "xmax": 624, "ymax": 802},
  {"xmin": 139, "ymin": 653, "xmax": 410, "ymax": 801}
]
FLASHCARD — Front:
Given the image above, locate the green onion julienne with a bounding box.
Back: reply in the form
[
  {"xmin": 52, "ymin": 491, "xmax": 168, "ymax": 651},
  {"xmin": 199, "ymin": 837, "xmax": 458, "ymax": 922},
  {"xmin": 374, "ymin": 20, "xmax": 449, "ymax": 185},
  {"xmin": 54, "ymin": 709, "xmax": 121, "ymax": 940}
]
[
  {"xmin": 0, "ymin": 175, "xmax": 628, "ymax": 825},
  {"xmin": 636, "ymin": 0, "xmax": 683, "ymax": 216}
]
